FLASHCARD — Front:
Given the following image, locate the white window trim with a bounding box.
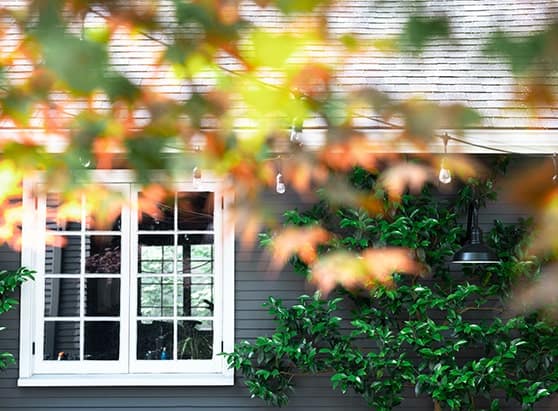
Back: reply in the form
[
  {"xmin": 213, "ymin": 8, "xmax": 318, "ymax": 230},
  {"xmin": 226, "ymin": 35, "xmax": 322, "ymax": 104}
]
[{"xmin": 18, "ymin": 170, "xmax": 235, "ymax": 386}]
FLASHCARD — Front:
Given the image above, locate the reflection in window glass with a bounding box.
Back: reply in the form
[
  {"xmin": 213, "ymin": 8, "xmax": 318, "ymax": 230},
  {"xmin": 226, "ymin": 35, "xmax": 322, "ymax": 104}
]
[
  {"xmin": 86, "ymin": 203, "xmax": 122, "ymax": 231},
  {"xmin": 137, "ymin": 320, "xmax": 173, "ymax": 360},
  {"xmin": 177, "ymin": 277, "xmax": 213, "ymax": 317},
  {"xmin": 178, "ymin": 320, "xmax": 213, "ymax": 359},
  {"xmin": 85, "ymin": 236, "xmax": 121, "ymax": 274},
  {"xmin": 177, "ymin": 192, "xmax": 213, "ymax": 231},
  {"xmin": 138, "ymin": 277, "xmax": 174, "ymax": 317},
  {"xmin": 85, "ymin": 278, "xmax": 120, "ymax": 316},
  {"xmin": 43, "ymin": 321, "xmax": 80, "ymax": 360},
  {"xmin": 139, "ymin": 235, "xmax": 174, "ymax": 274},
  {"xmin": 45, "ymin": 236, "xmax": 81, "ymax": 275},
  {"xmin": 44, "ymin": 278, "xmax": 80, "ymax": 317},
  {"xmin": 46, "ymin": 193, "xmax": 81, "ymax": 231},
  {"xmin": 178, "ymin": 235, "xmax": 213, "ymax": 275},
  {"xmin": 84, "ymin": 322, "xmax": 120, "ymax": 360},
  {"xmin": 138, "ymin": 192, "xmax": 174, "ymax": 231}
]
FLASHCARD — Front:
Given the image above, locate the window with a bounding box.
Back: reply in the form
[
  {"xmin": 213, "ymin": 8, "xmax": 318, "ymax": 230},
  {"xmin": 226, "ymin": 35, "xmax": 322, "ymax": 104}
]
[{"xmin": 18, "ymin": 171, "xmax": 234, "ymax": 386}]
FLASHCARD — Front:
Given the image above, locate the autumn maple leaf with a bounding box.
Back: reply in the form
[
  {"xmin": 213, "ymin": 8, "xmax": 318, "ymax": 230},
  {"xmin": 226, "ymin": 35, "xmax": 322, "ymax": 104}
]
[
  {"xmin": 309, "ymin": 248, "xmax": 420, "ymax": 294},
  {"xmin": 269, "ymin": 226, "xmax": 331, "ymax": 269}
]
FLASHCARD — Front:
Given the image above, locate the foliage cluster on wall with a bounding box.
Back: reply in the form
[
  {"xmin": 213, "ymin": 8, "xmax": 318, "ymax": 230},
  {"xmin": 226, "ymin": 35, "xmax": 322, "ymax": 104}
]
[
  {"xmin": 0, "ymin": 267, "xmax": 34, "ymax": 371},
  {"xmin": 225, "ymin": 167, "xmax": 558, "ymax": 410}
]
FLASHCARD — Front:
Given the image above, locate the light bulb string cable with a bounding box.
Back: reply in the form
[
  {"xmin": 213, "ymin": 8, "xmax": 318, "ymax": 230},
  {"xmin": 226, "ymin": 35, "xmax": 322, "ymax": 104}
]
[{"xmin": 85, "ymin": 6, "xmax": 548, "ymax": 158}]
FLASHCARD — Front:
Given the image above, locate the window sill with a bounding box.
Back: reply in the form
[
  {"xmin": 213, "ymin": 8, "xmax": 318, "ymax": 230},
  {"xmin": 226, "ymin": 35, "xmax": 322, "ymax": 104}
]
[{"xmin": 18, "ymin": 372, "xmax": 234, "ymax": 387}]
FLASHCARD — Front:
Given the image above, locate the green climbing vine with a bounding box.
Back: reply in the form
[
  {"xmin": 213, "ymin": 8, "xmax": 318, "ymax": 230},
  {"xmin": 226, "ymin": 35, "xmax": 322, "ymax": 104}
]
[
  {"xmin": 225, "ymin": 166, "xmax": 558, "ymax": 410},
  {"xmin": 0, "ymin": 267, "xmax": 34, "ymax": 371}
]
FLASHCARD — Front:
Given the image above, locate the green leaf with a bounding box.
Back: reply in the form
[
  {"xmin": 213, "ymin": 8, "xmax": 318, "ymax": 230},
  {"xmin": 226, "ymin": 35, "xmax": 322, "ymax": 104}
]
[
  {"xmin": 41, "ymin": 33, "xmax": 108, "ymax": 95},
  {"xmin": 399, "ymin": 15, "xmax": 451, "ymax": 52},
  {"xmin": 484, "ymin": 30, "xmax": 547, "ymax": 74},
  {"xmin": 275, "ymin": 0, "xmax": 331, "ymax": 14},
  {"xmin": 103, "ymin": 73, "xmax": 140, "ymax": 104}
]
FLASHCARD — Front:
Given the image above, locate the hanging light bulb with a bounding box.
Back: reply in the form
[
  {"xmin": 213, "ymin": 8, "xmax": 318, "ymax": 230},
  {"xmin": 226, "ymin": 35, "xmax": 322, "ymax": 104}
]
[
  {"xmin": 438, "ymin": 134, "xmax": 452, "ymax": 184},
  {"xmin": 276, "ymin": 173, "xmax": 286, "ymax": 194},
  {"xmin": 439, "ymin": 158, "xmax": 452, "ymax": 184},
  {"xmin": 192, "ymin": 166, "xmax": 202, "ymax": 188}
]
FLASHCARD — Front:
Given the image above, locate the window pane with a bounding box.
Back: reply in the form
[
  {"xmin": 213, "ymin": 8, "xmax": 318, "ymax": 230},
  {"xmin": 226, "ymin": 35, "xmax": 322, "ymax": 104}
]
[
  {"xmin": 85, "ymin": 278, "xmax": 120, "ymax": 317},
  {"xmin": 86, "ymin": 199, "xmax": 122, "ymax": 231},
  {"xmin": 138, "ymin": 277, "xmax": 174, "ymax": 317},
  {"xmin": 45, "ymin": 236, "xmax": 81, "ymax": 275},
  {"xmin": 177, "ymin": 192, "xmax": 213, "ymax": 230},
  {"xmin": 178, "ymin": 234, "xmax": 214, "ymax": 275},
  {"xmin": 138, "ymin": 192, "xmax": 174, "ymax": 231},
  {"xmin": 139, "ymin": 235, "xmax": 174, "ymax": 274},
  {"xmin": 46, "ymin": 193, "xmax": 81, "ymax": 231},
  {"xmin": 84, "ymin": 321, "xmax": 119, "ymax": 360},
  {"xmin": 44, "ymin": 278, "xmax": 80, "ymax": 317},
  {"xmin": 177, "ymin": 277, "xmax": 213, "ymax": 317},
  {"xmin": 137, "ymin": 320, "xmax": 173, "ymax": 360},
  {"xmin": 43, "ymin": 321, "xmax": 80, "ymax": 360},
  {"xmin": 178, "ymin": 320, "xmax": 213, "ymax": 360},
  {"xmin": 85, "ymin": 236, "xmax": 121, "ymax": 274}
]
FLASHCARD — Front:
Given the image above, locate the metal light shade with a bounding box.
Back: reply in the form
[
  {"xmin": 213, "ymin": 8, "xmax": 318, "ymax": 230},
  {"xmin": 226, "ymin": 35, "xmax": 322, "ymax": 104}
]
[{"xmin": 452, "ymin": 200, "xmax": 500, "ymax": 264}]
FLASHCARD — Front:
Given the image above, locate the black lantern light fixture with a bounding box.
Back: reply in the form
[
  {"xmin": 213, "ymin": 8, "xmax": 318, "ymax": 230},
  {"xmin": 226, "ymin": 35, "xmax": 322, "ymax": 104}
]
[{"xmin": 452, "ymin": 199, "xmax": 500, "ymax": 264}]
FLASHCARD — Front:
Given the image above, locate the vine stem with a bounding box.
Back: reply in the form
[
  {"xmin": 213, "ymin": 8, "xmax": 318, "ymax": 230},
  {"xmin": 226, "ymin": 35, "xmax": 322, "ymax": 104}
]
[{"xmin": 434, "ymin": 399, "xmax": 442, "ymax": 411}]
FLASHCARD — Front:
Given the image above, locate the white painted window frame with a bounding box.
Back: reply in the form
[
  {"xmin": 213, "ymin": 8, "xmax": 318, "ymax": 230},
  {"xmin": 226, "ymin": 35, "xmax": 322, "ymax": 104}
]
[
  {"xmin": 18, "ymin": 170, "xmax": 235, "ymax": 387},
  {"xmin": 33, "ymin": 182, "xmax": 130, "ymax": 375}
]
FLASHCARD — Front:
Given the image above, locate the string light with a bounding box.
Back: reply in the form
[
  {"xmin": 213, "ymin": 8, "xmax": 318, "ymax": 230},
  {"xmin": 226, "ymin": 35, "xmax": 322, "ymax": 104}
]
[
  {"xmin": 192, "ymin": 145, "xmax": 202, "ymax": 188},
  {"xmin": 106, "ymin": 20, "xmax": 553, "ymax": 159},
  {"xmin": 276, "ymin": 173, "xmax": 286, "ymax": 194},
  {"xmin": 192, "ymin": 166, "xmax": 202, "ymax": 188},
  {"xmin": 438, "ymin": 134, "xmax": 452, "ymax": 184}
]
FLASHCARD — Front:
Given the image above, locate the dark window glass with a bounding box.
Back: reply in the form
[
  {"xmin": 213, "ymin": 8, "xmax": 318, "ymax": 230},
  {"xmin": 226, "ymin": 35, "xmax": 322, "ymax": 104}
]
[
  {"xmin": 43, "ymin": 321, "xmax": 80, "ymax": 360},
  {"xmin": 137, "ymin": 320, "xmax": 173, "ymax": 360},
  {"xmin": 178, "ymin": 192, "xmax": 213, "ymax": 231},
  {"xmin": 85, "ymin": 278, "xmax": 120, "ymax": 316},
  {"xmin": 178, "ymin": 320, "xmax": 213, "ymax": 359},
  {"xmin": 84, "ymin": 321, "xmax": 120, "ymax": 360},
  {"xmin": 138, "ymin": 192, "xmax": 174, "ymax": 231},
  {"xmin": 44, "ymin": 278, "xmax": 80, "ymax": 317}
]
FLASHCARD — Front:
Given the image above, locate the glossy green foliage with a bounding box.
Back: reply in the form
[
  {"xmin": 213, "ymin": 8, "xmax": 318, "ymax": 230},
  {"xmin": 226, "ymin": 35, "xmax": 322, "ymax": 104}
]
[
  {"xmin": 226, "ymin": 169, "xmax": 558, "ymax": 410},
  {"xmin": 0, "ymin": 267, "xmax": 34, "ymax": 371}
]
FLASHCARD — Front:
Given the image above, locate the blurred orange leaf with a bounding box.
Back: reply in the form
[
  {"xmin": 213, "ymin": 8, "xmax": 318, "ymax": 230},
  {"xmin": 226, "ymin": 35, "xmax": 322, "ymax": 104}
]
[
  {"xmin": 510, "ymin": 263, "xmax": 558, "ymax": 314},
  {"xmin": 432, "ymin": 154, "xmax": 482, "ymax": 182},
  {"xmin": 319, "ymin": 135, "xmax": 380, "ymax": 171},
  {"xmin": 309, "ymin": 247, "xmax": 420, "ymax": 294},
  {"xmin": 137, "ymin": 184, "xmax": 168, "ymax": 222},
  {"xmin": 270, "ymin": 226, "xmax": 331, "ymax": 269},
  {"xmin": 289, "ymin": 63, "xmax": 331, "ymax": 99},
  {"xmin": 379, "ymin": 162, "xmax": 431, "ymax": 200}
]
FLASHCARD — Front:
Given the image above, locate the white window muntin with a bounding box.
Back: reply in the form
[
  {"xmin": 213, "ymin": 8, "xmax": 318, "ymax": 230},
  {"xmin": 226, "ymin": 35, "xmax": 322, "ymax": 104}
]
[
  {"xmin": 130, "ymin": 182, "xmax": 224, "ymax": 374},
  {"xmin": 33, "ymin": 183, "xmax": 130, "ymax": 374},
  {"xmin": 19, "ymin": 172, "xmax": 233, "ymax": 385}
]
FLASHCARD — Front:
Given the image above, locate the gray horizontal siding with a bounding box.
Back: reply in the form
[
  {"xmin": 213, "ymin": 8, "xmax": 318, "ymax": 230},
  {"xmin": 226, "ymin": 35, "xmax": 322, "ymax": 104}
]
[{"xmin": 0, "ymin": 187, "xmax": 556, "ymax": 410}]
